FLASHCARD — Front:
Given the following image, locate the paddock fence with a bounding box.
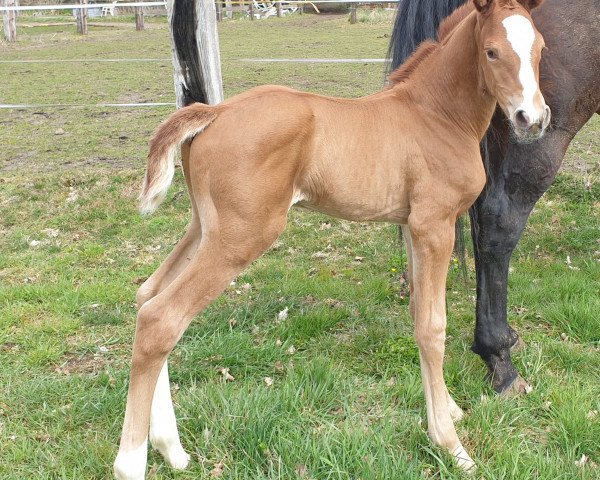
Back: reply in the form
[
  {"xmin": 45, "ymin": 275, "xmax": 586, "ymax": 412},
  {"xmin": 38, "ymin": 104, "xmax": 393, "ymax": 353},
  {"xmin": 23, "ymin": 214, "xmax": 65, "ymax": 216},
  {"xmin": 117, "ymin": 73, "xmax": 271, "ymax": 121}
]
[
  {"xmin": 1, "ymin": 0, "xmax": 397, "ymax": 109},
  {"xmin": 2, "ymin": 0, "xmax": 399, "ymax": 39}
]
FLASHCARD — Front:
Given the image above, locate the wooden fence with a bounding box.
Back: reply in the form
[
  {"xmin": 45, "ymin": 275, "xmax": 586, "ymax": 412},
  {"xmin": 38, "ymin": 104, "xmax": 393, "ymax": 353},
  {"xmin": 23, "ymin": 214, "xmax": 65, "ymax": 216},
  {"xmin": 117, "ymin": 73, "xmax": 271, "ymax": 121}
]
[{"xmin": 2, "ymin": 1, "xmax": 397, "ymax": 41}]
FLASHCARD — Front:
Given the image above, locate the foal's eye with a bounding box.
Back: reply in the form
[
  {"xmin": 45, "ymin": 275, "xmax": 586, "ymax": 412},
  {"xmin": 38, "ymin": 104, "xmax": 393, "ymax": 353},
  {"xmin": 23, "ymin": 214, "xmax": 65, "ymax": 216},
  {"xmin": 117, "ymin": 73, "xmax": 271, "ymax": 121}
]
[{"xmin": 486, "ymin": 49, "xmax": 498, "ymax": 61}]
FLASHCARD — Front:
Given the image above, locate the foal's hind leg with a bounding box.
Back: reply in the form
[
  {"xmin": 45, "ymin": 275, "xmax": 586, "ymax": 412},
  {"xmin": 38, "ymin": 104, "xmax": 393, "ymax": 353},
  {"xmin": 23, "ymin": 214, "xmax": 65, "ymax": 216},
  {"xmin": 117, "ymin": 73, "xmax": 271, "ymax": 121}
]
[
  {"xmin": 137, "ymin": 143, "xmax": 201, "ymax": 308},
  {"xmin": 114, "ymin": 212, "xmax": 288, "ymax": 480},
  {"xmin": 136, "ymin": 216, "xmax": 201, "ymax": 307},
  {"xmin": 132, "ymin": 145, "xmax": 201, "ymax": 470},
  {"xmin": 137, "ymin": 219, "xmax": 200, "ymax": 470},
  {"xmin": 407, "ymin": 218, "xmax": 474, "ymax": 471},
  {"xmin": 401, "ymin": 225, "xmax": 463, "ymax": 423}
]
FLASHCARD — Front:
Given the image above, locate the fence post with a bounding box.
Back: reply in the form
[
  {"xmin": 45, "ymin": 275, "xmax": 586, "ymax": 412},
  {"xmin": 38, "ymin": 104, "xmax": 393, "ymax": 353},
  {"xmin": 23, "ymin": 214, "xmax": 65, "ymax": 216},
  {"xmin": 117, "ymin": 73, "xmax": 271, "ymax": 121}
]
[
  {"xmin": 135, "ymin": 6, "xmax": 145, "ymax": 30},
  {"xmin": 249, "ymin": 0, "xmax": 254, "ymax": 20},
  {"xmin": 3, "ymin": 0, "xmax": 17, "ymax": 42},
  {"xmin": 350, "ymin": 3, "xmax": 357, "ymax": 24},
  {"xmin": 225, "ymin": 0, "xmax": 232, "ymax": 18},
  {"xmin": 215, "ymin": 1, "xmax": 222, "ymax": 21},
  {"xmin": 76, "ymin": 0, "xmax": 88, "ymax": 34},
  {"xmin": 276, "ymin": 1, "xmax": 282, "ymax": 17}
]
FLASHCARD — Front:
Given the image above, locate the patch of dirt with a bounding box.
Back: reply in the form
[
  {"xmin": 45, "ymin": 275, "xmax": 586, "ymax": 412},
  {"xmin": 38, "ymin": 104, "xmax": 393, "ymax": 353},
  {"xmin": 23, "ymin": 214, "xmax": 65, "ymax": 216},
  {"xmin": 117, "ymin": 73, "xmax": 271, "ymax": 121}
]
[
  {"xmin": 54, "ymin": 351, "xmax": 115, "ymax": 375},
  {"xmin": 117, "ymin": 92, "xmax": 150, "ymax": 104},
  {"xmin": 61, "ymin": 156, "xmax": 133, "ymax": 169},
  {"xmin": 1, "ymin": 151, "xmax": 38, "ymax": 171},
  {"xmin": 2, "ymin": 342, "xmax": 20, "ymax": 353}
]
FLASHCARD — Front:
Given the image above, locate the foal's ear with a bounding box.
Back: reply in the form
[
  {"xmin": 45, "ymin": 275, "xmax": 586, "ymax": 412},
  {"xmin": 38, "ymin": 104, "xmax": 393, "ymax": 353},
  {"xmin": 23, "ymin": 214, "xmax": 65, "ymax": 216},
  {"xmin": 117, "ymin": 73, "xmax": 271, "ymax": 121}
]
[
  {"xmin": 516, "ymin": 0, "xmax": 545, "ymax": 11},
  {"xmin": 472, "ymin": 0, "xmax": 495, "ymax": 14}
]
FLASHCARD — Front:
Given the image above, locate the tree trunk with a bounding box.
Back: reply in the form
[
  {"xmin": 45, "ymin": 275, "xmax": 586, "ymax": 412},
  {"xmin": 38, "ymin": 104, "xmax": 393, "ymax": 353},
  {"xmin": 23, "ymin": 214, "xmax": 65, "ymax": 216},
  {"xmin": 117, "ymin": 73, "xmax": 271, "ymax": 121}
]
[{"xmin": 350, "ymin": 4, "xmax": 357, "ymax": 24}]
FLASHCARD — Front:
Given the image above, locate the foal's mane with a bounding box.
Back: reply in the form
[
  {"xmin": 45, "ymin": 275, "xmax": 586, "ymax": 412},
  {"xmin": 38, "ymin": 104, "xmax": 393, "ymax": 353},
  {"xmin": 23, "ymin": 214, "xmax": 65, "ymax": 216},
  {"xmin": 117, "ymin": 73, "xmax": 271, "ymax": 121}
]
[{"xmin": 388, "ymin": 1, "xmax": 475, "ymax": 85}]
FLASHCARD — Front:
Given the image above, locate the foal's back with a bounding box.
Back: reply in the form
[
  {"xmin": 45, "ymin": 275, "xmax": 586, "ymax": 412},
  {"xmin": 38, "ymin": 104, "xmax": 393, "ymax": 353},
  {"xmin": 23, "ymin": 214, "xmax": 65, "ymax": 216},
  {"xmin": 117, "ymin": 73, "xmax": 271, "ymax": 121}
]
[{"xmin": 192, "ymin": 84, "xmax": 481, "ymax": 224}]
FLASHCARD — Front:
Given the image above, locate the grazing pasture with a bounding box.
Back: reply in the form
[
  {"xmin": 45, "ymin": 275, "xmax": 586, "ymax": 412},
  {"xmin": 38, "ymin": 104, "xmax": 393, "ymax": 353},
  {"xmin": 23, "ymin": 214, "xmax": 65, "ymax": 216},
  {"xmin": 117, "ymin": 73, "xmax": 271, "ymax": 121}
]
[{"xmin": 1, "ymin": 13, "xmax": 599, "ymax": 479}]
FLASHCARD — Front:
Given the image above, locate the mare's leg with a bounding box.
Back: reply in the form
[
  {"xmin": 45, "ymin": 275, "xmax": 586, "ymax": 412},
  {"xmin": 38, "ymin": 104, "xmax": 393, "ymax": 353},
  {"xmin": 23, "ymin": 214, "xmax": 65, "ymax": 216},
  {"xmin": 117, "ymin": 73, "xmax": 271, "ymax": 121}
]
[
  {"xmin": 406, "ymin": 218, "xmax": 474, "ymax": 470},
  {"xmin": 470, "ymin": 129, "xmax": 576, "ymax": 393},
  {"xmin": 402, "ymin": 225, "xmax": 463, "ymax": 422},
  {"xmin": 114, "ymin": 200, "xmax": 289, "ymax": 480}
]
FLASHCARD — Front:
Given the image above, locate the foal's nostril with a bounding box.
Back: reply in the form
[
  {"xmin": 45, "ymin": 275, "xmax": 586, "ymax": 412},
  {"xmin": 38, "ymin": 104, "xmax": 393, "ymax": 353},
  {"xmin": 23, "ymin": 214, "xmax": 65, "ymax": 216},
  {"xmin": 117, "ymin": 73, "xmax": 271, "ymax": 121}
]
[{"xmin": 514, "ymin": 109, "xmax": 530, "ymax": 128}]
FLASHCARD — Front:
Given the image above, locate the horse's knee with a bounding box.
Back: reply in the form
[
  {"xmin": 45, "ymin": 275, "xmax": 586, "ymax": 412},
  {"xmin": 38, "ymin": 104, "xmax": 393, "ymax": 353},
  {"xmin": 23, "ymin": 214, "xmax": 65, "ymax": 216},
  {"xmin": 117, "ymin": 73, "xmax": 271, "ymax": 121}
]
[
  {"xmin": 136, "ymin": 281, "xmax": 156, "ymax": 308},
  {"xmin": 415, "ymin": 314, "xmax": 446, "ymax": 354},
  {"xmin": 133, "ymin": 302, "xmax": 180, "ymax": 361}
]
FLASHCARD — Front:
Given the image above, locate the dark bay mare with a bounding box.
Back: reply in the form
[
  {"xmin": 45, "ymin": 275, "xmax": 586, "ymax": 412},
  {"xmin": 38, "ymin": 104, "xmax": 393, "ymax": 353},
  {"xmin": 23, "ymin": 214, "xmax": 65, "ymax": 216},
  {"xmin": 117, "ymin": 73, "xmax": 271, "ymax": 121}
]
[{"xmin": 389, "ymin": 0, "xmax": 600, "ymax": 393}]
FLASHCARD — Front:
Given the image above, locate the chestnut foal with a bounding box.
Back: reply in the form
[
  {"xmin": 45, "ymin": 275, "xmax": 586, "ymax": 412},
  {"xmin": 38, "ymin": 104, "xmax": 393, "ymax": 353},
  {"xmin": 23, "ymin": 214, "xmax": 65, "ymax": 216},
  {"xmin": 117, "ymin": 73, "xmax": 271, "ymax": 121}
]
[{"xmin": 114, "ymin": 0, "xmax": 549, "ymax": 477}]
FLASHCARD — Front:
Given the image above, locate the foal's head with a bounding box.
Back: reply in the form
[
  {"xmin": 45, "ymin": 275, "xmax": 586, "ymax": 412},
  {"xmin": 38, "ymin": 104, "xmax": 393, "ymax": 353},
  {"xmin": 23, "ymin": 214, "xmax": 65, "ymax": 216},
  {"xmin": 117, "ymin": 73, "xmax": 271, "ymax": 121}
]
[{"xmin": 474, "ymin": 0, "xmax": 550, "ymax": 141}]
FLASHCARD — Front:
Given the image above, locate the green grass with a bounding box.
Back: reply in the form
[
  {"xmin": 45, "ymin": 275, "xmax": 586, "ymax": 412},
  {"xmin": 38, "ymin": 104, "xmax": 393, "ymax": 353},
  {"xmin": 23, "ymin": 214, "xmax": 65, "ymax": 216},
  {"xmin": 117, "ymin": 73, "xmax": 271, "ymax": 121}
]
[{"xmin": 1, "ymin": 13, "xmax": 599, "ymax": 480}]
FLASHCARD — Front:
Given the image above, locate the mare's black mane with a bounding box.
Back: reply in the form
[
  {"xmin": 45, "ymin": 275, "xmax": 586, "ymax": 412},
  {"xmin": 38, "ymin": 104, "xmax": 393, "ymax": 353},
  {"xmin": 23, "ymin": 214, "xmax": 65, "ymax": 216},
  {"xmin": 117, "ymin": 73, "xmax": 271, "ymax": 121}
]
[{"xmin": 387, "ymin": 0, "xmax": 467, "ymax": 71}]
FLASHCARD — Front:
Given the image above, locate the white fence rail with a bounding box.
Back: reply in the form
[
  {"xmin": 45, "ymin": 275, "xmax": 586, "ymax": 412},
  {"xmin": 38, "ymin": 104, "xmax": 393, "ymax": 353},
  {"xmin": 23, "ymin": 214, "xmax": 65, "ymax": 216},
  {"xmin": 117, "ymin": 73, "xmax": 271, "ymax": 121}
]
[
  {"xmin": 2, "ymin": 1, "xmax": 394, "ymax": 108},
  {"xmin": 0, "ymin": 2, "xmax": 166, "ymax": 12},
  {"xmin": 0, "ymin": 0, "xmax": 398, "ymax": 12}
]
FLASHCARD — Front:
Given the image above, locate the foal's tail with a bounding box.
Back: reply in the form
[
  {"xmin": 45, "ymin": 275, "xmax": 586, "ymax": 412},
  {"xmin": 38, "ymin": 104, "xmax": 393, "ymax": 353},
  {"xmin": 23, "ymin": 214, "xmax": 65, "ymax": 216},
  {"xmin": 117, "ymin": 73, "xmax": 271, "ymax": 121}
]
[{"xmin": 140, "ymin": 103, "xmax": 218, "ymax": 216}]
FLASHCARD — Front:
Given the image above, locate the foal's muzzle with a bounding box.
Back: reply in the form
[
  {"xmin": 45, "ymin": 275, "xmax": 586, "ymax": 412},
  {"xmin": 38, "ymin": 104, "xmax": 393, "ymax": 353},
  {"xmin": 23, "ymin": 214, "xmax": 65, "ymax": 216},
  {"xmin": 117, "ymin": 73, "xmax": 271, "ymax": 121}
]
[{"xmin": 512, "ymin": 105, "xmax": 551, "ymax": 142}]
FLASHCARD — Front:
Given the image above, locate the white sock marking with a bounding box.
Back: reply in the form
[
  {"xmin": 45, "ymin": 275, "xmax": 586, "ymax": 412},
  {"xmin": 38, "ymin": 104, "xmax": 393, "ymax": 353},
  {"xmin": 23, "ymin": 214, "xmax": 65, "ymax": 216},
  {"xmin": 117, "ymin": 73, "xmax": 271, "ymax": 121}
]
[
  {"xmin": 114, "ymin": 438, "xmax": 148, "ymax": 480},
  {"xmin": 149, "ymin": 362, "xmax": 190, "ymax": 470}
]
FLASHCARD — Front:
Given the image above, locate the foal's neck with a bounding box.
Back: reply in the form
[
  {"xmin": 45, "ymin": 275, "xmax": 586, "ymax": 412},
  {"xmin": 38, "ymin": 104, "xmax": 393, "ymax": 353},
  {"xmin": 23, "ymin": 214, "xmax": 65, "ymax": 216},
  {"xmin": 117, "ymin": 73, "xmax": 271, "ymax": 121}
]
[{"xmin": 398, "ymin": 13, "xmax": 497, "ymax": 141}]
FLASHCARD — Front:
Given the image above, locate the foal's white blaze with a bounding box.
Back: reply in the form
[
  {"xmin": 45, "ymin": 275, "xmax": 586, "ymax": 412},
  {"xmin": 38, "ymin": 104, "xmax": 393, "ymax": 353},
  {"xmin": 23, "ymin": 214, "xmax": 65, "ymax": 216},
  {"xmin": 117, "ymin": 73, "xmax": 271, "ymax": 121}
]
[{"xmin": 502, "ymin": 15, "xmax": 542, "ymax": 123}]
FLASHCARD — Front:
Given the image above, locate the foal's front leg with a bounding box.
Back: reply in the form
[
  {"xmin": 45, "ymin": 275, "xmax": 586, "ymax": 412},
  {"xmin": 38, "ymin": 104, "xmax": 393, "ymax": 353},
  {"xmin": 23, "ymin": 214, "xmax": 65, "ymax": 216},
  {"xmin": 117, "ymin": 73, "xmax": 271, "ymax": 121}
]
[
  {"xmin": 401, "ymin": 225, "xmax": 464, "ymax": 423},
  {"xmin": 407, "ymin": 220, "xmax": 475, "ymax": 471}
]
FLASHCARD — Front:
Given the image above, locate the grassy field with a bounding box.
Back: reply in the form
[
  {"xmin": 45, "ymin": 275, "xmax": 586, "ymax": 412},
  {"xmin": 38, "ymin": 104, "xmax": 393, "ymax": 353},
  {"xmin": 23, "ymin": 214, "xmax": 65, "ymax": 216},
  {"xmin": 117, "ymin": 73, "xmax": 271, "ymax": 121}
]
[{"xmin": 1, "ymin": 12, "xmax": 599, "ymax": 480}]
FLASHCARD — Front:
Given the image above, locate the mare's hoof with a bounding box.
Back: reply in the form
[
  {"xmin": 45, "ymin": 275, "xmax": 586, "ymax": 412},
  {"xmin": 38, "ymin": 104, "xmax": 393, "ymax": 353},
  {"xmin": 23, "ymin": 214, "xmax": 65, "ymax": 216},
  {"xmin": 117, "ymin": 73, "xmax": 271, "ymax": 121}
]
[
  {"xmin": 500, "ymin": 374, "xmax": 532, "ymax": 397},
  {"xmin": 510, "ymin": 335, "xmax": 526, "ymax": 353}
]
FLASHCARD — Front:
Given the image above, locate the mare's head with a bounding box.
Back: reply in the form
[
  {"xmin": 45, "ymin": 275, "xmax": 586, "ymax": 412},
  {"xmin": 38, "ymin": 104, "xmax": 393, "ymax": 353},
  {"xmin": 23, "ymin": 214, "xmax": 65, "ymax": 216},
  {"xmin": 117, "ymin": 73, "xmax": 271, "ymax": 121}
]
[{"xmin": 474, "ymin": 0, "xmax": 550, "ymax": 141}]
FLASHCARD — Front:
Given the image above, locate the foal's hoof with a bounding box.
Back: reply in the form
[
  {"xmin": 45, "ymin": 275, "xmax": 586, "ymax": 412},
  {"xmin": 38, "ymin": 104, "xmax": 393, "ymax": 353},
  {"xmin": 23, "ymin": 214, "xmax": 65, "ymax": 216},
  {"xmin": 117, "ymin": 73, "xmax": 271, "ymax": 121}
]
[
  {"xmin": 165, "ymin": 446, "xmax": 190, "ymax": 470},
  {"xmin": 151, "ymin": 438, "xmax": 190, "ymax": 470},
  {"xmin": 500, "ymin": 375, "xmax": 532, "ymax": 397},
  {"xmin": 450, "ymin": 444, "xmax": 476, "ymax": 473},
  {"xmin": 448, "ymin": 398, "xmax": 465, "ymax": 422},
  {"xmin": 114, "ymin": 441, "xmax": 148, "ymax": 480}
]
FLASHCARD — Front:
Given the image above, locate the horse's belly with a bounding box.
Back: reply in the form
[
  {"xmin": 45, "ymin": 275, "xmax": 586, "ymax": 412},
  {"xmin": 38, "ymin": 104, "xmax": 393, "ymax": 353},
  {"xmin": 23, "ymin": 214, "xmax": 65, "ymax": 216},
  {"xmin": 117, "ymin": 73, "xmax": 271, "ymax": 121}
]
[{"xmin": 299, "ymin": 167, "xmax": 410, "ymax": 224}]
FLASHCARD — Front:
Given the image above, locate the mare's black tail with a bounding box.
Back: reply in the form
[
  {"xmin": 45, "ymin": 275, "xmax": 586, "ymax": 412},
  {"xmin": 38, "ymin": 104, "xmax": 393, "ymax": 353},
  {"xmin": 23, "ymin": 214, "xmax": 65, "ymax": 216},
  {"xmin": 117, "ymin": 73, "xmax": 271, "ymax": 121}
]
[
  {"xmin": 171, "ymin": 0, "xmax": 223, "ymax": 106},
  {"xmin": 171, "ymin": 0, "xmax": 208, "ymax": 105}
]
